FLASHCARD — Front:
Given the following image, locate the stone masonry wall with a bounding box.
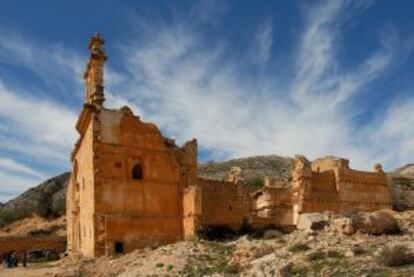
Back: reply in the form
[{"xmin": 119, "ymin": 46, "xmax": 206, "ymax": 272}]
[
  {"xmin": 0, "ymin": 237, "xmax": 66, "ymax": 256},
  {"xmin": 253, "ymin": 186, "xmax": 294, "ymax": 226},
  {"xmin": 300, "ymin": 170, "xmax": 340, "ymax": 214},
  {"xmin": 293, "ymin": 155, "xmax": 392, "ymax": 221},
  {"xmin": 197, "ymin": 178, "xmax": 253, "ymax": 230},
  {"xmin": 336, "ymin": 168, "xmax": 392, "ymax": 213}
]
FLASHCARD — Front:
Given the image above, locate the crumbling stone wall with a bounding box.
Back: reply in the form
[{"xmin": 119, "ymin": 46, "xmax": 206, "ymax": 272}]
[
  {"xmin": 67, "ymin": 108, "xmax": 95, "ymax": 257},
  {"xmin": 196, "ymin": 178, "xmax": 253, "ymax": 230},
  {"xmin": 292, "ymin": 155, "xmax": 392, "ymax": 223},
  {"xmin": 252, "ymin": 186, "xmax": 294, "ymax": 227},
  {"xmin": 68, "ymin": 106, "xmax": 198, "ymax": 257},
  {"xmin": 299, "ymin": 170, "xmax": 339, "ymax": 214},
  {"xmin": 0, "ymin": 237, "xmax": 66, "ymax": 256},
  {"xmin": 183, "ymin": 186, "xmax": 201, "ymax": 239},
  {"xmin": 336, "ymin": 168, "xmax": 391, "ymax": 213}
]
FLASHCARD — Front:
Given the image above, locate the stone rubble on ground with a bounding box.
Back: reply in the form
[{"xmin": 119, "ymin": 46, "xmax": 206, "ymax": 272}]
[{"xmin": 26, "ymin": 209, "xmax": 414, "ymax": 276}]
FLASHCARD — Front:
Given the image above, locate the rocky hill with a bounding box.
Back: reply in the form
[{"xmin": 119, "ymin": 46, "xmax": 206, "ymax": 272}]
[
  {"xmin": 391, "ymin": 164, "xmax": 414, "ymax": 178},
  {"xmin": 388, "ymin": 164, "xmax": 414, "ymax": 210},
  {"xmin": 0, "ymin": 172, "xmax": 70, "ymax": 227},
  {"xmin": 198, "ymin": 155, "xmax": 294, "ymax": 182}
]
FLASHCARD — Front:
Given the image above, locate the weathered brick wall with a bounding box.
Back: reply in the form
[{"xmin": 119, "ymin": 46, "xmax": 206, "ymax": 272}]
[
  {"xmin": 0, "ymin": 237, "xmax": 66, "ymax": 256},
  {"xmin": 293, "ymin": 155, "xmax": 392, "ymax": 222},
  {"xmin": 197, "ymin": 178, "xmax": 252, "ymax": 230},
  {"xmin": 69, "ymin": 106, "xmax": 198, "ymax": 257},
  {"xmin": 301, "ymin": 170, "xmax": 340, "ymax": 213},
  {"xmin": 253, "ymin": 187, "xmax": 294, "ymax": 226},
  {"xmin": 183, "ymin": 186, "xmax": 201, "ymax": 238},
  {"xmin": 337, "ymin": 168, "xmax": 392, "ymax": 213}
]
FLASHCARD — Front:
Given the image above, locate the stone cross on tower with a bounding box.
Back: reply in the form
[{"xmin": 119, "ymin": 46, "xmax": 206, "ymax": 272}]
[{"xmin": 84, "ymin": 32, "xmax": 107, "ymax": 106}]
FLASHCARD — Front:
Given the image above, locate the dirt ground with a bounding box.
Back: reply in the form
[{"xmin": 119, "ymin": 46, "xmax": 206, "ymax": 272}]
[{"xmin": 0, "ymin": 262, "xmax": 61, "ymax": 277}]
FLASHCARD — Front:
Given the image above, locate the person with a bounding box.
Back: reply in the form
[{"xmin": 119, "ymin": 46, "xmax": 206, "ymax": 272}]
[
  {"xmin": 6, "ymin": 253, "xmax": 12, "ymax": 268},
  {"xmin": 22, "ymin": 251, "xmax": 28, "ymax": 268},
  {"xmin": 12, "ymin": 252, "xmax": 18, "ymax": 267}
]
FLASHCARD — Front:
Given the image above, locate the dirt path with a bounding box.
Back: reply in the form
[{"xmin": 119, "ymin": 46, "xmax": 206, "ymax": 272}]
[{"xmin": 0, "ymin": 264, "xmax": 61, "ymax": 277}]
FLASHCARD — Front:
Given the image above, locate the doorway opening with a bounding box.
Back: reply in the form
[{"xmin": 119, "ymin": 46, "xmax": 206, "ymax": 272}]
[{"xmin": 114, "ymin": 242, "xmax": 124, "ymax": 254}]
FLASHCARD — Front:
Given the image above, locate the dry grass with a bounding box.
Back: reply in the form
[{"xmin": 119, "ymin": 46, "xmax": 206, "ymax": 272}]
[{"xmin": 377, "ymin": 244, "xmax": 414, "ymax": 267}]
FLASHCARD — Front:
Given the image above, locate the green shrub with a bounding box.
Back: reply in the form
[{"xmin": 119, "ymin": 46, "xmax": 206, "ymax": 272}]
[
  {"xmin": 262, "ymin": 229, "xmax": 281, "ymax": 240},
  {"xmin": 253, "ymin": 243, "xmax": 274, "ymax": 258},
  {"xmin": 245, "ymin": 176, "xmax": 264, "ymax": 188},
  {"xmin": 307, "ymin": 250, "xmax": 326, "ymax": 262},
  {"xmin": 51, "ymin": 196, "xmax": 66, "ymax": 216},
  {"xmin": 28, "ymin": 228, "xmax": 53, "ymax": 237},
  {"xmin": 288, "ymin": 243, "xmax": 310, "ymax": 252},
  {"xmin": 392, "ymin": 177, "xmax": 414, "ymax": 188},
  {"xmin": 326, "ymin": 250, "xmax": 343, "ymax": 258},
  {"xmin": 353, "ymin": 246, "xmax": 367, "ymax": 256},
  {"xmin": 224, "ymin": 263, "xmax": 241, "ymax": 274},
  {"xmin": 377, "ymin": 245, "xmax": 414, "ymax": 267}
]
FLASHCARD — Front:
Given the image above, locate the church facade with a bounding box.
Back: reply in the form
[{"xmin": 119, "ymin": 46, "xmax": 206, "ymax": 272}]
[{"xmin": 66, "ymin": 34, "xmax": 197, "ymax": 257}]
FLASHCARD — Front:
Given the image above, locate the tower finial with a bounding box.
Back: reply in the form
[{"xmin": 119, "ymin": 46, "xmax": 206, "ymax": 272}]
[{"xmin": 84, "ymin": 33, "xmax": 107, "ymax": 106}]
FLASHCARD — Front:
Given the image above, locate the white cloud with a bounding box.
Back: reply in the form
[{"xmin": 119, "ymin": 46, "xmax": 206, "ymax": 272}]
[
  {"xmin": 0, "ymin": 30, "xmax": 136, "ymax": 201},
  {"xmin": 0, "ymin": 169, "xmax": 41, "ymax": 203},
  {"xmin": 0, "ymin": 30, "xmax": 84, "ymax": 94},
  {"xmin": 0, "ymin": 0, "xmax": 413, "ymax": 203},
  {"xmin": 253, "ymin": 18, "xmax": 273, "ymax": 66},
  {"xmin": 369, "ymin": 98, "xmax": 414, "ymax": 166},
  {"xmin": 117, "ymin": 0, "xmax": 408, "ymax": 170},
  {"xmin": 0, "ymin": 157, "xmax": 45, "ymax": 179},
  {"xmin": 0, "ymin": 80, "xmax": 77, "ymax": 150}
]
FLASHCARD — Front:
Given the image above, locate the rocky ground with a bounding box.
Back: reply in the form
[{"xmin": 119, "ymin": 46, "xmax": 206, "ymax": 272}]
[{"xmin": 1, "ymin": 209, "xmax": 412, "ymax": 277}]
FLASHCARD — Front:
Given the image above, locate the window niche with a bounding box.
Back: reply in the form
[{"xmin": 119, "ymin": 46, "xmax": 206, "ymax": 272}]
[{"xmin": 132, "ymin": 164, "xmax": 143, "ymax": 180}]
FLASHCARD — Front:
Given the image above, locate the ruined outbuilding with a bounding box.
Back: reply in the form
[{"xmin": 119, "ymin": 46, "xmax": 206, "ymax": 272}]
[
  {"xmin": 252, "ymin": 155, "xmax": 392, "ymax": 227},
  {"xmin": 67, "ymin": 35, "xmax": 393, "ymax": 258}
]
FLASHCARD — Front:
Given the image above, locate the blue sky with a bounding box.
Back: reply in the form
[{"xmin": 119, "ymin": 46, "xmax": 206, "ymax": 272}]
[{"xmin": 0, "ymin": 0, "xmax": 413, "ymax": 202}]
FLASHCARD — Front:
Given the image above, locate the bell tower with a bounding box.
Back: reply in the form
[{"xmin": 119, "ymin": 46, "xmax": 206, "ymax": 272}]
[{"xmin": 84, "ymin": 32, "xmax": 107, "ymax": 106}]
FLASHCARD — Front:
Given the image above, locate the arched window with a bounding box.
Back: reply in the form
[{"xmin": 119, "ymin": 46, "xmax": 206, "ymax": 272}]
[{"xmin": 132, "ymin": 164, "xmax": 143, "ymax": 180}]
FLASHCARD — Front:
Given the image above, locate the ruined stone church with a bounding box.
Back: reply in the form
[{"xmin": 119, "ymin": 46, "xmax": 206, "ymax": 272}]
[{"xmin": 67, "ymin": 34, "xmax": 392, "ymax": 257}]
